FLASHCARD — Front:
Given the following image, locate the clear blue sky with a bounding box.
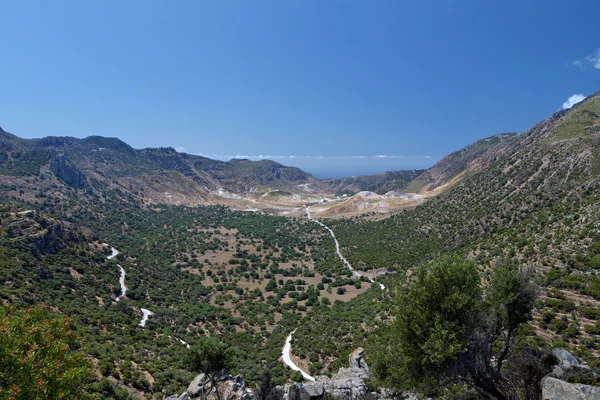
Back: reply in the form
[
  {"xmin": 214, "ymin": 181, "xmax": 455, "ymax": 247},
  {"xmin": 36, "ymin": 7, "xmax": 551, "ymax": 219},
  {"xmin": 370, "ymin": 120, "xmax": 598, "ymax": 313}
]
[{"xmin": 2, "ymin": 1, "xmax": 600, "ymax": 178}]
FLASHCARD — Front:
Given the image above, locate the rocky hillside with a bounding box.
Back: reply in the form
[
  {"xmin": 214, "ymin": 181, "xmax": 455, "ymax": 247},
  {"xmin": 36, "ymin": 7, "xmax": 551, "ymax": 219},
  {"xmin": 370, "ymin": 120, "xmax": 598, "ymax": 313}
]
[
  {"xmin": 0, "ymin": 125, "xmax": 519, "ymax": 214},
  {"xmin": 323, "ymin": 170, "xmax": 424, "ymax": 196},
  {"xmin": 405, "ymin": 132, "xmax": 518, "ymax": 193},
  {"xmin": 0, "ymin": 128, "xmax": 325, "ymax": 204},
  {"xmin": 293, "ymin": 91, "xmax": 600, "ymax": 374}
]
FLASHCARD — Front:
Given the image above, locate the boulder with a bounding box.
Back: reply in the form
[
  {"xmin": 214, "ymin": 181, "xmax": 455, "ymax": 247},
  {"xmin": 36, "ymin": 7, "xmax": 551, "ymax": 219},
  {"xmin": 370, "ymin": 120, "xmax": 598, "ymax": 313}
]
[
  {"xmin": 322, "ymin": 377, "xmax": 368, "ymax": 399},
  {"xmin": 349, "ymin": 348, "xmax": 370, "ymax": 375},
  {"xmin": 183, "ymin": 370, "xmax": 253, "ymax": 400},
  {"xmin": 187, "ymin": 373, "xmax": 209, "ymax": 398},
  {"xmin": 282, "ymin": 379, "xmax": 368, "ymax": 400},
  {"xmin": 550, "ymin": 348, "xmax": 595, "ymax": 380},
  {"xmin": 333, "ymin": 347, "xmax": 371, "ymax": 380},
  {"xmin": 542, "ymin": 376, "xmax": 600, "ymax": 399}
]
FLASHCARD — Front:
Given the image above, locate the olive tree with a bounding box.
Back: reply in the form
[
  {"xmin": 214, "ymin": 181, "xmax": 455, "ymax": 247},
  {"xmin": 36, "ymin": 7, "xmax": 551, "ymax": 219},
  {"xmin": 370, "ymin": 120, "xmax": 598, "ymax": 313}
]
[
  {"xmin": 374, "ymin": 256, "xmax": 545, "ymax": 399},
  {"xmin": 185, "ymin": 337, "xmax": 234, "ymax": 400}
]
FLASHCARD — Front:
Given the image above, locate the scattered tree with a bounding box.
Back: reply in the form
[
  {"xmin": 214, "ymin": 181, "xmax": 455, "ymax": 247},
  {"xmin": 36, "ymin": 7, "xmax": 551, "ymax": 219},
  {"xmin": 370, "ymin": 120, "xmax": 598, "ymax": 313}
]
[
  {"xmin": 374, "ymin": 256, "xmax": 542, "ymax": 399},
  {"xmin": 185, "ymin": 337, "xmax": 234, "ymax": 400}
]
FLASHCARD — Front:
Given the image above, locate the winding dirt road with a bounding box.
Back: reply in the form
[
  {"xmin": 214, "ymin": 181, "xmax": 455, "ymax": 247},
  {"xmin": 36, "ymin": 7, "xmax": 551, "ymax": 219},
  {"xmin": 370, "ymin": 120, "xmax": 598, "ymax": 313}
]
[
  {"xmin": 106, "ymin": 246, "xmax": 153, "ymax": 327},
  {"xmin": 282, "ymin": 330, "xmax": 316, "ymax": 382}
]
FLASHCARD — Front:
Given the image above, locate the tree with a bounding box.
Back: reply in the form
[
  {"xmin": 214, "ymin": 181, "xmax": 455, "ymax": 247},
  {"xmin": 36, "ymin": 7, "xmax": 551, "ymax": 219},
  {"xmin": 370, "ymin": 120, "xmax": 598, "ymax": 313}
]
[
  {"xmin": 185, "ymin": 337, "xmax": 234, "ymax": 400},
  {"xmin": 0, "ymin": 305, "xmax": 92, "ymax": 399},
  {"xmin": 374, "ymin": 256, "xmax": 541, "ymax": 399}
]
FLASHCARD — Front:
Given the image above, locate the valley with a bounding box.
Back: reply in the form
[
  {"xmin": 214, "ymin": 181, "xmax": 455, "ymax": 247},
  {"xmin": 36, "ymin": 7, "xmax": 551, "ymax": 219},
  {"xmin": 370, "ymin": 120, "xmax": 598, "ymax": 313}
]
[{"xmin": 2, "ymin": 92, "xmax": 600, "ymax": 398}]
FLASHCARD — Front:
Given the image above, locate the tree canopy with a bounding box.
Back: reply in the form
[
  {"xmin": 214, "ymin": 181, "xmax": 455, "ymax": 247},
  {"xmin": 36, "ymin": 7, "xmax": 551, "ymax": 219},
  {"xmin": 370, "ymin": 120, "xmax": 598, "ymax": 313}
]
[
  {"xmin": 0, "ymin": 306, "xmax": 92, "ymax": 400},
  {"xmin": 186, "ymin": 337, "xmax": 235, "ymax": 400},
  {"xmin": 373, "ymin": 256, "xmax": 546, "ymax": 399}
]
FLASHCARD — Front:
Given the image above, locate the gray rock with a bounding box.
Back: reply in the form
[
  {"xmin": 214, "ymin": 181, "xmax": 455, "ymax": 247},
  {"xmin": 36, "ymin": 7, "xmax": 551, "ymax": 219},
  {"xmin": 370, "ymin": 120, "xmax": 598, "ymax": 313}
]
[
  {"xmin": 301, "ymin": 382, "xmax": 324, "ymax": 398},
  {"xmin": 550, "ymin": 348, "xmax": 594, "ymax": 379},
  {"xmin": 321, "ymin": 377, "xmax": 368, "ymax": 399},
  {"xmin": 349, "ymin": 348, "xmax": 370, "ymax": 377},
  {"xmin": 50, "ymin": 154, "xmax": 88, "ymax": 189},
  {"xmin": 333, "ymin": 347, "xmax": 371, "ymax": 381},
  {"xmin": 282, "ymin": 379, "xmax": 368, "ymax": 400},
  {"xmin": 542, "ymin": 376, "xmax": 600, "ymax": 399},
  {"xmin": 553, "ymin": 349, "xmax": 579, "ymax": 365},
  {"xmin": 186, "ymin": 370, "xmax": 252, "ymax": 400},
  {"xmin": 187, "ymin": 373, "xmax": 209, "ymax": 397}
]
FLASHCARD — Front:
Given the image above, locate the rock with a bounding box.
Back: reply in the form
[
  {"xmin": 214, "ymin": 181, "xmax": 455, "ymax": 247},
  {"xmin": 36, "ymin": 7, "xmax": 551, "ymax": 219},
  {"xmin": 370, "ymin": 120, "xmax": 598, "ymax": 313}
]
[
  {"xmin": 553, "ymin": 348, "xmax": 579, "ymax": 368},
  {"xmin": 333, "ymin": 347, "xmax": 371, "ymax": 380},
  {"xmin": 281, "ymin": 378, "xmax": 368, "ymax": 400},
  {"xmin": 550, "ymin": 348, "xmax": 594, "ymax": 380},
  {"xmin": 280, "ymin": 348, "xmax": 377, "ymax": 400},
  {"xmin": 542, "ymin": 376, "xmax": 600, "ymax": 399},
  {"xmin": 301, "ymin": 382, "xmax": 324, "ymax": 398},
  {"xmin": 185, "ymin": 370, "xmax": 252, "ymax": 400},
  {"xmin": 49, "ymin": 154, "xmax": 88, "ymax": 189},
  {"xmin": 322, "ymin": 377, "xmax": 368, "ymax": 399},
  {"xmin": 349, "ymin": 348, "xmax": 370, "ymax": 377},
  {"xmin": 187, "ymin": 373, "xmax": 209, "ymax": 397}
]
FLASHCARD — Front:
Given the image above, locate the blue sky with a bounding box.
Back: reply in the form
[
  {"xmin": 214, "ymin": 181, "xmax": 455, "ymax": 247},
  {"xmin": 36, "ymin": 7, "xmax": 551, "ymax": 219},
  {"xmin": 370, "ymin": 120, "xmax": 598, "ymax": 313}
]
[{"xmin": 2, "ymin": 1, "xmax": 600, "ymax": 178}]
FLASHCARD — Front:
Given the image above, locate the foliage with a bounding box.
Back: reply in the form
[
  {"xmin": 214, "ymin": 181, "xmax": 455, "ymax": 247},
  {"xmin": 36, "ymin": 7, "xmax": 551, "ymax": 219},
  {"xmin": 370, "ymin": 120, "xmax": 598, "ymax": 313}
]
[
  {"xmin": 374, "ymin": 257, "xmax": 540, "ymax": 400},
  {"xmin": 186, "ymin": 337, "xmax": 235, "ymax": 400},
  {"xmin": 0, "ymin": 305, "xmax": 92, "ymax": 400}
]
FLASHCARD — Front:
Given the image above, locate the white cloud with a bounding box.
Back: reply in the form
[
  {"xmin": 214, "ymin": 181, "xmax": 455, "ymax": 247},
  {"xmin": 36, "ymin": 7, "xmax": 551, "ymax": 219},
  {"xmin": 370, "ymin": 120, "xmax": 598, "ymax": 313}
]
[
  {"xmin": 561, "ymin": 94, "xmax": 586, "ymax": 110},
  {"xmin": 175, "ymin": 146, "xmax": 187, "ymax": 153},
  {"xmin": 195, "ymin": 152, "xmax": 430, "ymax": 161},
  {"xmin": 572, "ymin": 48, "xmax": 600, "ymax": 69}
]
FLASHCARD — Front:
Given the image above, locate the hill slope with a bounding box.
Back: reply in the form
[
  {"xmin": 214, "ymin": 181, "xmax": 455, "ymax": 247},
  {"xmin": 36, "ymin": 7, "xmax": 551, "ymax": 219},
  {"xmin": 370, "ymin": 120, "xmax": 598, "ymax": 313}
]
[{"xmin": 292, "ymin": 91, "xmax": 600, "ymax": 373}]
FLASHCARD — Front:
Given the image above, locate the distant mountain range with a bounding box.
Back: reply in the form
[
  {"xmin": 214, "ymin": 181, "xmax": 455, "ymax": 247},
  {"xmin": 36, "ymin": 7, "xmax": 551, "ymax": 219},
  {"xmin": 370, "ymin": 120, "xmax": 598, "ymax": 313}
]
[{"xmin": 0, "ymin": 122, "xmax": 517, "ymax": 210}]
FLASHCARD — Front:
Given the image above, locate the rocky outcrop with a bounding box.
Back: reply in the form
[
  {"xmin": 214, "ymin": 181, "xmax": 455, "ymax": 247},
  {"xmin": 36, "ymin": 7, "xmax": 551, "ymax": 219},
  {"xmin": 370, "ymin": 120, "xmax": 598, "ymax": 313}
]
[
  {"xmin": 542, "ymin": 377, "xmax": 600, "ymax": 400},
  {"xmin": 549, "ymin": 348, "xmax": 596, "ymax": 382},
  {"xmin": 50, "ymin": 154, "xmax": 88, "ymax": 189},
  {"xmin": 168, "ymin": 371, "xmax": 253, "ymax": 400},
  {"xmin": 280, "ymin": 348, "xmax": 378, "ymax": 400},
  {"xmin": 284, "ymin": 379, "xmax": 369, "ymax": 400},
  {"xmin": 333, "ymin": 348, "xmax": 371, "ymax": 380},
  {"xmin": 541, "ymin": 349, "xmax": 600, "ymax": 399}
]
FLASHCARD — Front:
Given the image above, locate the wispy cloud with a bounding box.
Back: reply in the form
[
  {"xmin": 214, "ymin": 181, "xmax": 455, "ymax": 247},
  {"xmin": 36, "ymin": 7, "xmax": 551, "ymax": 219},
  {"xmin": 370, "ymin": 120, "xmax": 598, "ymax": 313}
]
[
  {"xmin": 175, "ymin": 146, "xmax": 187, "ymax": 153},
  {"xmin": 572, "ymin": 48, "xmax": 600, "ymax": 69},
  {"xmin": 562, "ymin": 94, "xmax": 586, "ymax": 110},
  {"xmin": 195, "ymin": 152, "xmax": 431, "ymax": 161}
]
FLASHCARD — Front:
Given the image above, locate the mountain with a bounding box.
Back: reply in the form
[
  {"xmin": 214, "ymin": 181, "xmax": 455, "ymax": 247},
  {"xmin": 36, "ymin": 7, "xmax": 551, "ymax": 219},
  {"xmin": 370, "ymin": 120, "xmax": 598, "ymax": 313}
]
[
  {"xmin": 405, "ymin": 132, "xmax": 518, "ymax": 193},
  {"xmin": 294, "ymin": 92, "xmax": 600, "ymax": 373},
  {"xmin": 0, "ymin": 130, "xmax": 426, "ymax": 212},
  {"xmin": 3, "ymin": 92, "xmax": 600, "ymax": 397},
  {"xmin": 323, "ymin": 170, "xmax": 424, "ymax": 196}
]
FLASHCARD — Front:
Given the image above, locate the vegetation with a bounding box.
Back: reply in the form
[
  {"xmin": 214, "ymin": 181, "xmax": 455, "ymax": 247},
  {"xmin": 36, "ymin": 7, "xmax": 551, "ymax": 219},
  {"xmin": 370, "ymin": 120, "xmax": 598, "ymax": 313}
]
[
  {"xmin": 0, "ymin": 306, "xmax": 92, "ymax": 400},
  {"xmin": 373, "ymin": 257, "xmax": 547, "ymax": 399},
  {"xmin": 1, "ymin": 93, "xmax": 600, "ymax": 396},
  {"xmin": 186, "ymin": 338, "xmax": 234, "ymax": 400}
]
